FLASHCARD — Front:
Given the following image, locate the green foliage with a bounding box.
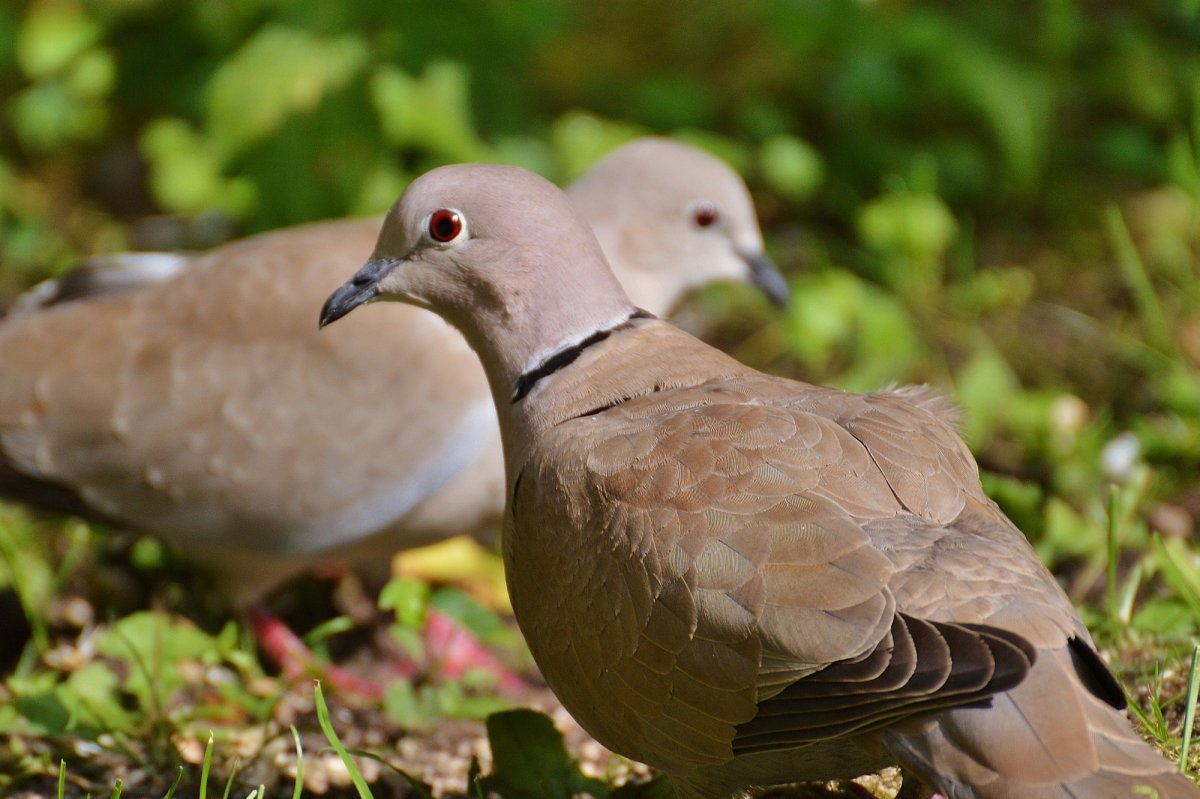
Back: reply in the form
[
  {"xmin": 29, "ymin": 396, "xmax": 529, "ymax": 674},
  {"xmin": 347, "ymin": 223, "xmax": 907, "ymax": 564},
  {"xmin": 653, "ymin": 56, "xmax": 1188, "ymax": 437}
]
[
  {"xmin": 3, "ymin": 610, "xmax": 270, "ymax": 746},
  {"xmin": 474, "ymin": 709, "xmax": 669, "ymax": 798},
  {"xmin": 378, "ymin": 577, "xmax": 523, "ymax": 727},
  {"xmin": 4, "ymin": 1, "xmax": 1196, "ymax": 260},
  {"xmin": 759, "ymin": 133, "xmax": 823, "ymax": 201},
  {"xmin": 477, "ymin": 709, "xmax": 610, "ymax": 799},
  {"xmin": 206, "ymin": 26, "xmax": 369, "ymax": 159},
  {"xmin": 782, "ymin": 269, "xmax": 924, "ymax": 391},
  {"xmin": 383, "ymin": 677, "xmax": 509, "ymax": 732},
  {"xmin": 857, "ymin": 177, "xmax": 958, "ymax": 303},
  {"xmin": 371, "ymin": 60, "xmax": 488, "ymax": 162},
  {"xmin": 9, "ymin": 3, "xmax": 111, "ymax": 151}
]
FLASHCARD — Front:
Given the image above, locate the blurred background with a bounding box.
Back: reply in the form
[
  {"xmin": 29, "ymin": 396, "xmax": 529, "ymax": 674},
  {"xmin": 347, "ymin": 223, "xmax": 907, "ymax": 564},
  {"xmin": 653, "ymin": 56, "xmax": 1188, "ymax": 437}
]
[
  {"xmin": 4, "ymin": 0, "xmax": 1200, "ymax": 549},
  {"xmin": 2, "ymin": 0, "xmax": 1200, "ymax": 794}
]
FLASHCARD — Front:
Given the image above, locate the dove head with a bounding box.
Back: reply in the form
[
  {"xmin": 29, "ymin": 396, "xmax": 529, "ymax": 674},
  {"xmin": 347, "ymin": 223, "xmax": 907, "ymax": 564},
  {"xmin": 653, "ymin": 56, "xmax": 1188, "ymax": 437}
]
[
  {"xmin": 569, "ymin": 137, "xmax": 787, "ymax": 311},
  {"xmin": 321, "ymin": 163, "xmax": 639, "ymax": 403}
]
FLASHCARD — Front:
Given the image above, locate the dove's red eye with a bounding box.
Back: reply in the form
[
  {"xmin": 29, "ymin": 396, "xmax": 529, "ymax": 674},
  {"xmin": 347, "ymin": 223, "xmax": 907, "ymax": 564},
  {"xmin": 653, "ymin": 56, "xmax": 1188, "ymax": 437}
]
[
  {"xmin": 691, "ymin": 201, "xmax": 719, "ymax": 228},
  {"xmin": 427, "ymin": 209, "xmax": 464, "ymax": 243}
]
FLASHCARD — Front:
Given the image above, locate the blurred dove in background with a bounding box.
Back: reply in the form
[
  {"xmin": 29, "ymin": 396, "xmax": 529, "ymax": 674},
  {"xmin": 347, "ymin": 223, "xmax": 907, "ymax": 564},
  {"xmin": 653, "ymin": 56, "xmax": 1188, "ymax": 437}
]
[{"xmin": 0, "ymin": 138, "xmax": 786, "ymax": 691}]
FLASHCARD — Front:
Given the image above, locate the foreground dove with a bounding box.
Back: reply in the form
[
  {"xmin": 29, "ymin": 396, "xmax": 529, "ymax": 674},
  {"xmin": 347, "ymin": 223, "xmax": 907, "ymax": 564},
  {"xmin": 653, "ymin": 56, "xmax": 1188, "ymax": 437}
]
[
  {"xmin": 321, "ymin": 164, "xmax": 1197, "ymax": 799},
  {"xmin": 0, "ymin": 138, "xmax": 784, "ymax": 609}
]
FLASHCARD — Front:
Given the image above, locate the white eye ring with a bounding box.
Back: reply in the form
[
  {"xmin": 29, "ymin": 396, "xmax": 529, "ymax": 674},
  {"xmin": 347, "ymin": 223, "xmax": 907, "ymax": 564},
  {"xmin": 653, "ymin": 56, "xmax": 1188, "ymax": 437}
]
[
  {"xmin": 424, "ymin": 208, "xmax": 469, "ymax": 247},
  {"xmin": 687, "ymin": 199, "xmax": 721, "ymax": 229}
]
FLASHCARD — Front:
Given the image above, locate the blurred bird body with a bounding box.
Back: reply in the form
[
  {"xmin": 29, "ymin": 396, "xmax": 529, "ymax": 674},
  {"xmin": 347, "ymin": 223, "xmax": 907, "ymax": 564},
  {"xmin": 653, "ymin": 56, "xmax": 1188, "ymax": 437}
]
[
  {"xmin": 321, "ymin": 163, "xmax": 1198, "ymax": 799},
  {"xmin": 0, "ymin": 139, "xmax": 782, "ymax": 608}
]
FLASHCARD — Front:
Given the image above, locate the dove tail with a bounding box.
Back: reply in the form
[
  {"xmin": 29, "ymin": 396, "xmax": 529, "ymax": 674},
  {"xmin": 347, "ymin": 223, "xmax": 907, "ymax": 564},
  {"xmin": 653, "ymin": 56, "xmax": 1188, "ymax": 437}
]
[{"xmin": 883, "ymin": 643, "xmax": 1199, "ymax": 798}]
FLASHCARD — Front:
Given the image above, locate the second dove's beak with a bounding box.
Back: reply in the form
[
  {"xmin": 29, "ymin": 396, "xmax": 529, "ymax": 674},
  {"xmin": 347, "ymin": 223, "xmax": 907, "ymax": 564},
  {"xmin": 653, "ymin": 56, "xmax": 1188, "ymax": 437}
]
[
  {"xmin": 741, "ymin": 250, "xmax": 789, "ymax": 308},
  {"xmin": 320, "ymin": 258, "xmax": 397, "ymax": 328}
]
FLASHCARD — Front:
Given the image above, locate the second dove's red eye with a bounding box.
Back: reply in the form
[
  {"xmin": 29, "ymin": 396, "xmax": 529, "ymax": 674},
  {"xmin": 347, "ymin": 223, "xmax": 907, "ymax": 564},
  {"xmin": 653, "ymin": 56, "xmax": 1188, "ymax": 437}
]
[
  {"xmin": 692, "ymin": 201, "xmax": 719, "ymax": 228},
  {"xmin": 428, "ymin": 209, "xmax": 463, "ymax": 242}
]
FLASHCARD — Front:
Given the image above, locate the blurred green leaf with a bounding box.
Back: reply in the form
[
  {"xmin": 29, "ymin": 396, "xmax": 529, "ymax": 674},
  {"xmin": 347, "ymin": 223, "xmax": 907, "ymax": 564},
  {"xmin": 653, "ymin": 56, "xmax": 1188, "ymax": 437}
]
[
  {"xmin": 64, "ymin": 48, "xmax": 115, "ymax": 99},
  {"xmin": 352, "ymin": 161, "xmax": 409, "ymax": 216},
  {"xmin": 784, "ymin": 270, "xmax": 864, "ymax": 370},
  {"xmin": 12, "ymin": 691, "xmax": 74, "ymax": 738},
  {"xmin": 15, "ymin": 5, "xmax": 102, "ymax": 79},
  {"xmin": 431, "ymin": 678, "xmax": 510, "ymax": 721},
  {"xmin": 858, "ymin": 189, "xmax": 958, "ymax": 263},
  {"xmin": 431, "ymin": 587, "xmax": 522, "ymax": 652},
  {"xmin": 550, "ymin": 111, "xmax": 644, "ymax": 181},
  {"xmin": 946, "ymin": 267, "xmax": 1036, "ymax": 316},
  {"xmin": 1039, "ymin": 496, "xmax": 1103, "ymax": 563},
  {"xmin": 8, "ymin": 81, "xmax": 108, "ymax": 150},
  {"xmin": 140, "ymin": 117, "xmax": 257, "ymax": 216},
  {"xmin": 370, "ymin": 60, "xmax": 489, "ymax": 162},
  {"xmin": 857, "ymin": 184, "xmax": 958, "ymax": 303},
  {"xmin": 982, "ymin": 471, "xmax": 1044, "ymax": 538},
  {"xmin": 490, "ymin": 135, "xmax": 555, "ymax": 174},
  {"xmin": 954, "ymin": 346, "xmax": 1020, "ymax": 447},
  {"xmin": 782, "ymin": 269, "xmax": 925, "ymax": 391},
  {"xmin": 631, "ymin": 72, "xmax": 714, "ymax": 130},
  {"xmin": 383, "ymin": 673, "xmax": 510, "ymax": 729},
  {"xmin": 1159, "ymin": 362, "xmax": 1200, "ymax": 416},
  {"xmin": 480, "ymin": 709, "xmax": 610, "ymax": 799},
  {"xmin": 63, "ymin": 661, "xmax": 136, "ymax": 732},
  {"xmin": 94, "ymin": 611, "xmax": 217, "ymax": 710},
  {"xmin": 1132, "ymin": 599, "xmax": 1198, "ymax": 637},
  {"xmin": 380, "ymin": 576, "xmax": 431, "ymax": 628},
  {"xmin": 759, "ymin": 133, "xmax": 823, "ymax": 201},
  {"xmin": 1167, "ymin": 127, "xmax": 1200, "ymax": 198},
  {"xmin": 674, "ymin": 129, "xmax": 751, "ymax": 176},
  {"xmin": 383, "ymin": 679, "xmax": 426, "ymax": 730},
  {"xmin": 205, "ymin": 25, "xmax": 369, "ymax": 159}
]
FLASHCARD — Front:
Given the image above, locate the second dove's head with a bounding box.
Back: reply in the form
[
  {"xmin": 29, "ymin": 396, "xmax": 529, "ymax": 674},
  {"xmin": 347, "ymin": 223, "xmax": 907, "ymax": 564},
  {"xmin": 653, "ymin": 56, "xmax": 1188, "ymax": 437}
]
[{"xmin": 570, "ymin": 138, "xmax": 788, "ymax": 310}]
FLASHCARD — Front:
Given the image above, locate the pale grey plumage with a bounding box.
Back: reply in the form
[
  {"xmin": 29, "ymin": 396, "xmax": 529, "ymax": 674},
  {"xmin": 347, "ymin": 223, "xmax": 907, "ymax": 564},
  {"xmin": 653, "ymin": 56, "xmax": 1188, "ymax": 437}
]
[
  {"xmin": 321, "ymin": 162, "xmax": 1198, "ymax": 799},
  {"xmin": 0, "ymin": 138, "xmax": 782, "ymax": 606}
]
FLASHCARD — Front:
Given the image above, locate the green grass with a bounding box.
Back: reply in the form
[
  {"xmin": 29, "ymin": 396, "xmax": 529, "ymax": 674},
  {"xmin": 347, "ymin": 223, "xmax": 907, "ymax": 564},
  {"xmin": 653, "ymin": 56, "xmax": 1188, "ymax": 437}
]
[{"xmin": 313, "ymin": 683, "xmax": 373, "ymax": 799}]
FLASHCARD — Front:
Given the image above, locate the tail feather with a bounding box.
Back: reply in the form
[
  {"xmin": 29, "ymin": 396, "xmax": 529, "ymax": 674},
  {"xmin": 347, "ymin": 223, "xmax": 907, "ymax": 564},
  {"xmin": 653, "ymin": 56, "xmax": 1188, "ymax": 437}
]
[
  {"xmin": 5, "ymin": 252, "xmax": 190, "ymax": 317},
  {"xmin": 883, "ymin": 645, "xmax": 1198, "ymax": 798}
]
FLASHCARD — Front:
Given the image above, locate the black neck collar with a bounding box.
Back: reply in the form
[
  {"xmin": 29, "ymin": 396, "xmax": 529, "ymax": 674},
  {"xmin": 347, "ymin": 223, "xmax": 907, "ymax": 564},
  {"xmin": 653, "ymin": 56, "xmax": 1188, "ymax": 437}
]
[{"xmin": 511, "ymin": 308, "xmax": 654, "ymax": 403}]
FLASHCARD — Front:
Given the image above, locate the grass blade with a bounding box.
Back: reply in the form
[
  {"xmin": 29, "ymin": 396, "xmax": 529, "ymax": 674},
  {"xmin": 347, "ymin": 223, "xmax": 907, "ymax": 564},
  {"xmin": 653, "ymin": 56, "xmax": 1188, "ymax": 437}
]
[
  {"xmin": 221, "ymin": 758, "xmax": 240, "ymax": 799},
  {"xmin": 1116, "ymin": 562, "xmax": 1143, "ymax": 627},
  {"xmin": 1181, "ymin": 643, "xmax": 1200, "ymax": 775},
  {"xmin": 1107, "ymin": 484, "xmax": 1120, "ymax": 624},
  {"xmin": 290, "ymin": 726, "xmax": 305, "ymax": 799},
  {"xmin": 161, "ymin": 766, "xmax": 184, "ymax": 799},
  {"xmin": 342, "ymin": 748, "xmax": 434, "ymax": 799},
  {"xmin": 199, "ymin": 732, "xmax": 214, "ymax": 799},
  {"xmin": 1105, "ymin": 204, "xmax": 1174, "ymax": 353},
  {"xmin": 313, "ymin": 681, "xmax": 374, "ymax": 799}
]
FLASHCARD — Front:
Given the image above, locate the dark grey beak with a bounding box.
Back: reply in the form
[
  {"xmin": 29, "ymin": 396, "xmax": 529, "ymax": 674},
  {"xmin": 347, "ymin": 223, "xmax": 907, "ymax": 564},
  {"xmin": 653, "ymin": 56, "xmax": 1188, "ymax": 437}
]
[
  {"xmin": 319, "ymin": 258, "xmax": 395, "ymax": 328},
  {"xmin": 742, "ymin": 250, "xmax": 789, "ymax": 308}
]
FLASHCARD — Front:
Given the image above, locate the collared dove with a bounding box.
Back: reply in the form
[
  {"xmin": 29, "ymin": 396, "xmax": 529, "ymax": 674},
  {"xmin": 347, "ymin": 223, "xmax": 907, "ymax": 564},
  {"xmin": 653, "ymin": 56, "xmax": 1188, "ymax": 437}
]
[
  {"xmin": 321, "ymin": 163, "xmax": 1197, "ymax": 798},
  {"xmin": 0, "ymin": 138, "xmax": 784, "ymax": 612}
]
